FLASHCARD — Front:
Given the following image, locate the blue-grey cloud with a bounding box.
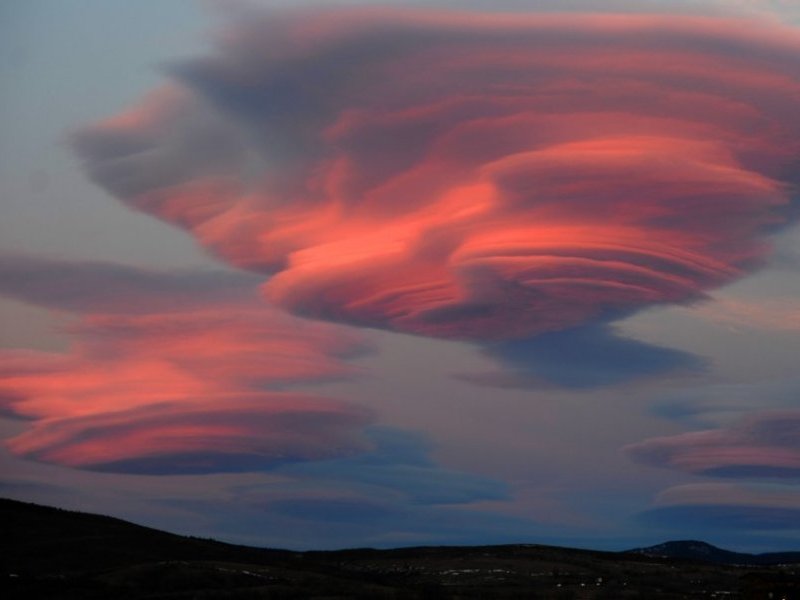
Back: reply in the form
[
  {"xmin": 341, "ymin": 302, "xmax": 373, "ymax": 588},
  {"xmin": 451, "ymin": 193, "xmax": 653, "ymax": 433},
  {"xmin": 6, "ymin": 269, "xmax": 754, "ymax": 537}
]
[
  {"xmin": 640, "ymin": 504, "xmax": 800, "ymax": 531},
  {"xmin": 271, "ymin": 427, "xmax": 509, "ymax": 506},
  {"xmin": 0, "ymin": 254, "xmax": 260, "ymax": 314},
  {"xmin": 651, "ymin": 379, "xmax": 800, "ymax": 428},
  {"xmin": 462, "ymin": 324, "xmax": 705, "ymax": 389},
  {"xmin": 155, "ymin": 427, "xmax": 529, "ymax": 548},
  {"xmin": 141, "ymin": 426, "xmax": 532, "ymax": 549},
  {"xmin": 266, "ymin": 497, "xmax": 395, "ymax": 523}
]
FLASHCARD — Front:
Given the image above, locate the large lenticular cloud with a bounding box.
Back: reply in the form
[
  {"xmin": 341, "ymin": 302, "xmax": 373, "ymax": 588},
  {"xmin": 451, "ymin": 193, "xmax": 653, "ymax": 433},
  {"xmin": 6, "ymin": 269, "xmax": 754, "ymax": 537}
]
[{"xmin": 73, "ymin": 8, "xmax": 800, "ymax": 342}]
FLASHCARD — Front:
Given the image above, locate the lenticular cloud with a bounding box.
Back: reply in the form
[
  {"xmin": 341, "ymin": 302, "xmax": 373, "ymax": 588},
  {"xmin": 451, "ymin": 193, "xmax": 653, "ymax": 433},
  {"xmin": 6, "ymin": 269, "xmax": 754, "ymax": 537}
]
[
  {"xmin": 625, "ymin": 410, "xmax": 800, "ymax": 478},
  {"xmin": 74, "ymin": 8, "xmax": 800, "ymax": 341},
  {"xmin": 0, "ymin": 258, "xmax": 373, "ymax": 474}
]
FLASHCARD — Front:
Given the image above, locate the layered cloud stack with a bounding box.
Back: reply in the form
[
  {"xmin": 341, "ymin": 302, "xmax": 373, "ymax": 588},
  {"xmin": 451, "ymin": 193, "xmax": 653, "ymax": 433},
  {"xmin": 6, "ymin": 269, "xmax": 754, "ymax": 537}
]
[{"xmin": 74, "ymin": 9, "xmax": 800, "ymax": 342}]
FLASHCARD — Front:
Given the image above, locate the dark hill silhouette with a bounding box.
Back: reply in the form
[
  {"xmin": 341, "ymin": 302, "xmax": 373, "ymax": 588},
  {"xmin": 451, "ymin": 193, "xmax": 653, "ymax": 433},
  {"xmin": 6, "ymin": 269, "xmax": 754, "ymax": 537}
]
[
  {"xmin": 0, "ymin": 497, "xmax": 291, "ymax": 575},
  {"xmin": 629, "ymin": 540, "xmax": 800, "ymax": 566},
  {"xmin": 1, "ymin": 498, "xmax": 798, "ymax": 599}
]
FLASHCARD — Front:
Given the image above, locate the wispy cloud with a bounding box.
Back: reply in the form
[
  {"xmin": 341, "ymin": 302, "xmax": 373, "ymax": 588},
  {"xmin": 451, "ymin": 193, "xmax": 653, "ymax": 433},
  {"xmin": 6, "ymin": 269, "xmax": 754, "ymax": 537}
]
[{"xmin": 678, "ymin": 296, "xmax": 800, "ymax": 332}]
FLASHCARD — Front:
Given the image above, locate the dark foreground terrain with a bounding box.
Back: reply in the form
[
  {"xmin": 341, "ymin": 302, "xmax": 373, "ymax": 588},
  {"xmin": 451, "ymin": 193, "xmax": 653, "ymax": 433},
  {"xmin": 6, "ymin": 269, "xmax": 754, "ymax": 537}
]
[{"xmin": 1, "ymin": 498, "xmax": 798, "ymax": 599}]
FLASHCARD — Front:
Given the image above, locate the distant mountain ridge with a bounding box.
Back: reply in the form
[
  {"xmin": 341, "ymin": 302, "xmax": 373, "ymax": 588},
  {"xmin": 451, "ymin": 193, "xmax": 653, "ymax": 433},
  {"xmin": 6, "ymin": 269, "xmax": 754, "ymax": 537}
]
[
  {"xmin": 629, "ymin": 540, "xmax": 800, "ymax": 566},
  {"xmin": 2, "ymin": 498, "xmax": 799, "ymax": 599}
]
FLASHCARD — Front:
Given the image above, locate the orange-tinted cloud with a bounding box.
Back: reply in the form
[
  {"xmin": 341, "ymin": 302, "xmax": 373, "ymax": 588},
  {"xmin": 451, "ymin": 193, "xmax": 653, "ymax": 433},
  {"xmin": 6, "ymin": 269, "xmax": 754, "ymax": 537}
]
[
  {"xmin": 0, "ymin": 257, "xmax": 373, "ymax": 473},
  {"xmin": 73, "ymin": 8, "xmax": 800, "ymax": 343}
]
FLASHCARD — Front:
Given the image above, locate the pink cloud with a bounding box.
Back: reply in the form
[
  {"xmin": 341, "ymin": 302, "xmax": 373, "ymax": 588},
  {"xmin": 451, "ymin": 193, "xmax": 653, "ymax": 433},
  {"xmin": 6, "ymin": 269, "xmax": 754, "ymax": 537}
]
[
  {"xmin": 6, "ymin": 394, "xmax": 371, "ymax": 475},
  {"xmin": 72, "ymin": 8, "xmax": 800, "ymax": 342},
  {"xmin": 625, "ymin": 410, "xmax": 800, "ymax": 477},
  {"xmin": 0, "ymin": 258, "xmax": 373, "ymax": 473}
]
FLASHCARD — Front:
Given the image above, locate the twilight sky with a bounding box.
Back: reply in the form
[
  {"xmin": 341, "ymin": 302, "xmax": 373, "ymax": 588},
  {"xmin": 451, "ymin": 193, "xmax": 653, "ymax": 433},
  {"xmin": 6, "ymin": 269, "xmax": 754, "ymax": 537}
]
[{"xmin": 1, "ymin": 0, "xmax": 800, "ymax": 552}]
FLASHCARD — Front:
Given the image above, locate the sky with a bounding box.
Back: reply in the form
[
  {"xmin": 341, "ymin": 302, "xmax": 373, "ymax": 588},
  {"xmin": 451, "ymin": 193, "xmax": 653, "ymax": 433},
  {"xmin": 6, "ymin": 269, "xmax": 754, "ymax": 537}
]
[{"xmin": 1, "ymin": 0, "xmax": 799, "ymax": 553}]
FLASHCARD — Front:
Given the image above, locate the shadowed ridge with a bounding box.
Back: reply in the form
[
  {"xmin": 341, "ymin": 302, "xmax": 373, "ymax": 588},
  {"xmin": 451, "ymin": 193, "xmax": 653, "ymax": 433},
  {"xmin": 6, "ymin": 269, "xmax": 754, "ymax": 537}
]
[{"xmin": 627, "ymin": 539, "xmax": 800, "ymax": 566}]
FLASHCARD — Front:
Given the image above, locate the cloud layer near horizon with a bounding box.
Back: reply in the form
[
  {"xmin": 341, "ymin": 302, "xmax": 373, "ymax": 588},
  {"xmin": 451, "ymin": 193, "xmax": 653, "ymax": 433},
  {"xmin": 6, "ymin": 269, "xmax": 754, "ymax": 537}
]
[
  {"xmin": 638, "ymin": 482, "xmax": 800, "ymax": 532},
  {"xmin": 73, "ymin": 8, "xmax": 800, "ymax": 347},
  {"xmin": 625, "ymin": 410, "xmax": 800, "ymax": 478},
  {"xmin": 0, "ymin": 257, "xmax": 374, "ymax": 474}
]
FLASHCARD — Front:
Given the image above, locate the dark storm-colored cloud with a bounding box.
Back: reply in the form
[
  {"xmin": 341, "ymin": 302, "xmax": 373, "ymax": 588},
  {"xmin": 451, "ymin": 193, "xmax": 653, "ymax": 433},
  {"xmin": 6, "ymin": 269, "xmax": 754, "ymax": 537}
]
[
  {"xmin": 625, "ymin": 410, "xmax": 800, "ymax": 478},
  {"xmin": 72, "ymin": 8, "xmax": 800, "ymax": 346},
  {"xmin": 462, "ymin": 324, "xmax": 705, "ymax": 388},
  {"xmin": 0, "ymin": 256, "xmax": 375, "ymax": 474}
]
